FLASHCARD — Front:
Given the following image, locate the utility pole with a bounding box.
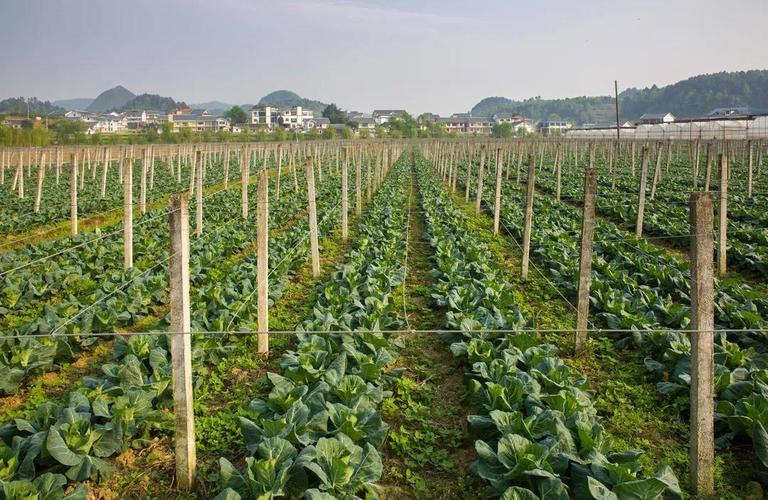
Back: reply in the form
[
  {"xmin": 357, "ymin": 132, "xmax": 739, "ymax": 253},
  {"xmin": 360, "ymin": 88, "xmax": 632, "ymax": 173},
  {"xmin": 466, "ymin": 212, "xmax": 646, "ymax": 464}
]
[{"xmin": 614, "ymin": 80, "xmax": 621, "ymax": 145}]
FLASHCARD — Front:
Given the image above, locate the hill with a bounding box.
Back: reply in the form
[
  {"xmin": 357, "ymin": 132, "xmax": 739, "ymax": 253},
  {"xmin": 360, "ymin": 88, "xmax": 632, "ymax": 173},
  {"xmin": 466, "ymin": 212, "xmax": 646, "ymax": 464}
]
[
  {"xmin": 86, "ymin": 85, "xmax": 135, "ymax": 112},
  {"xmin": 257, "ymin": 90, "xmax": 328, "ymax": 115},
  {"xmin": 53, "ymin": 98, "xmax": 94, "ymax": 111},
  {"xmin": 117, "ymin": 93, "xmax": 186, "ymax": 113},
  {"xmin": 471, "ymin": 70, "xmax": 768, "ymax": 124},
  {"xmin": 0, "ymin": 97, "xmax": 65, "ymax": 116}
]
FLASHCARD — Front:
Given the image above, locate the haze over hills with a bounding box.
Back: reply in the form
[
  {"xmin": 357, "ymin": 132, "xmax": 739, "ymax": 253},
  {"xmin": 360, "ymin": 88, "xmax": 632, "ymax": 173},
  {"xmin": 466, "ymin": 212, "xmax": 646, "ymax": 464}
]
[
  {"xmin": 5, "ymin": 70, "xmax": 768, "ymax": 123},
  {"xmin": 86, "ymin": 85, "xmax": 136, "ymax": 113},
  {"xmin": 471, "ymin": 70, "xmax": 768, "ymax": 124},
  {"xmin": 53, "ymin": 98, "xmax": 94, "ymax": 111}
]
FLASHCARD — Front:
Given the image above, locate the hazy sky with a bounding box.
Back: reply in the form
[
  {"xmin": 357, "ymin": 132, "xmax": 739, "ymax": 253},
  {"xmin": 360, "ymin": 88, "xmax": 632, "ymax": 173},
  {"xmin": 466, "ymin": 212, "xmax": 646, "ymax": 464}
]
[{"xmin": 0, "ymin": 0, "xmax": 766, "ymax": 115}]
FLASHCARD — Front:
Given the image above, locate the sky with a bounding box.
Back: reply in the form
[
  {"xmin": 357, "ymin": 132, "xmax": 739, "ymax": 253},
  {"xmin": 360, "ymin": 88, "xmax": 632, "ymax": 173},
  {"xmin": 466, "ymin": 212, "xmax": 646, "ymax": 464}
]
[{"xmin": 0, "ymin": 0, "xmax": 766, "ymax": 115}]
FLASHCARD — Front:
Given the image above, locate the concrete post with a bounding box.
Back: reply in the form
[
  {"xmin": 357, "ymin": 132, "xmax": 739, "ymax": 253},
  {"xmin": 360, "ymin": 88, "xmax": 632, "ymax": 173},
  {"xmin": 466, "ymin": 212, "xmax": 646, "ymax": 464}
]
[{"xmin": 195, "ymin": 151, "xmax": 203, "ymax": 237}]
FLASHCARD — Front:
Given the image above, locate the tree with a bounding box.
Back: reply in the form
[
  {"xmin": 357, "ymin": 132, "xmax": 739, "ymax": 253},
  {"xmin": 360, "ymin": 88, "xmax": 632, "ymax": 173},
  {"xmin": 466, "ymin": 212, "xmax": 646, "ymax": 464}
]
[
  {"xmin": 322, "ymin": 104, "xmax": 346, "ymax": 124},
  {"xmin": 492, "ymin": 122, "xmax": 513, "ymax": 138},
  {"xmin": 340, "ymin": 126, "xmax": 354, "ymax": 139},
  {"xmin": 224, "ymin": 106, "xmax": 248, "ymax": 125},
  {"xmin": 322, "ymin": 126, "xmax": 337, "ymax": 139}
]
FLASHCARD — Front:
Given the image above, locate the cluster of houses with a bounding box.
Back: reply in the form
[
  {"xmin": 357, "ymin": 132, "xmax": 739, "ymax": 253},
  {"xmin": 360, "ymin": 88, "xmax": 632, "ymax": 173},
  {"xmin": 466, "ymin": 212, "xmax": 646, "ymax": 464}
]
[
  {"xmin": 62, "ymin": 108, "xmax": 232, "ymax": 135},
  {"xmin": 567, "ymin": 107, "xmax": 768, "ymax": 140},
  {"xmin": 8, "ymin": 101, "xmax": 767, "ymax": 140},
  {"xmin": 50, "ymin": 105, "xmax": 573, "ymax": 137}
]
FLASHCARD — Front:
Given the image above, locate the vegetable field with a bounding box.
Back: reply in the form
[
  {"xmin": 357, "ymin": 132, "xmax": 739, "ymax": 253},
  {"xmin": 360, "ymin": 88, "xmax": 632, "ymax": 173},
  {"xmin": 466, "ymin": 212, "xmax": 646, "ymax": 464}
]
[{"xmin": 1, "ymin": 139, "xmax": 767, "ymax": 499}]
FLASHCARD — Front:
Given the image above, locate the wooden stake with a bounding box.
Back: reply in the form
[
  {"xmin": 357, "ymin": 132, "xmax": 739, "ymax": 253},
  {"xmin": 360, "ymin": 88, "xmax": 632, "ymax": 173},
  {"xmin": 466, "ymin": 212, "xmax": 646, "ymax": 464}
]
[
  {"xmin": 688, "ymin": 192, "xmax": 715, "ymax": 499},
  {"xmin": 493, "ymin": 148, "xmax": 503, "ymax": 235},
  {"xmin": 257, "ymin": 167, "xmax": 269, "ymax": 353},
  {"xmin": 575, "ymin": 167, "xmax": 596, "ymax": 355},
  {"xmin": 70, "ymin": 154, "xmax": 78, "ymax": 236},
  {"xmin": 306, "ymin": 158, "xmax": 321, "ymax": 277},
  {"xmin": 241, "ymin": 146, "xmax": 249, "ymax": 219},
  {"xmin": 168, "ymin": 193, "xmax": 196, "ymax": 492},
  {"xmin": 123, "ymin": 157, "xmax": 133, "ymax": 269},
  {"xmin": 341, "ymin": 149, "xmax": 349, "ymax": 241},
  {"xmin": 474, "ymin": 148, "xmax": 486, "ymax": 215},
  {"xmin": 521, "ymin": 155, "xmax": 535, "ymax": 280},
  {"xmin": 636, "ymin": 146, "xmax": 649, "ymax": 237},
  {"xmin": 195, "ymin": 151, "xmax": 203, "ymax": 237},
  {"xmin": 718, "ymin": 154, "xmax": 728, "ymax": 276},
  {"xmin": 34, "ymin": 154, "xmax": 45, "ymax": 213}
]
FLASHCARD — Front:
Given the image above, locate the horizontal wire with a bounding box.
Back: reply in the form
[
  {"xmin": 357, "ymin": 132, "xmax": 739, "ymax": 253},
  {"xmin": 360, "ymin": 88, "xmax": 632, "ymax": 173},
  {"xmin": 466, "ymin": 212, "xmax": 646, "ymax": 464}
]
[{"xmin": 1, "ymin": 327, "xmax": 764, "ymax": 341}]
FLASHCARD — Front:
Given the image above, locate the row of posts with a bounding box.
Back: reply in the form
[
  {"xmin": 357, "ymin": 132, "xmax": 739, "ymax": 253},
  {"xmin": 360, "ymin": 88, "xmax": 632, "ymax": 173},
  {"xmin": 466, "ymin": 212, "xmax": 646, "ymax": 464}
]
[
  {"xmin": 165, "ymin": 144, "xmax": 397, "ymax": 490},
  {"xmin": 429, "ymin": 143, "xmax": 721, "ymax": 498}
]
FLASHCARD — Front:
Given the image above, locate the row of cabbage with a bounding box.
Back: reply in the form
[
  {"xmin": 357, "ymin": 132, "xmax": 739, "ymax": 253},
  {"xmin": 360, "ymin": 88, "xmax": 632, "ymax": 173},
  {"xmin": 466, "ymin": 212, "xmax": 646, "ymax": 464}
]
[
  {"xmin": 541, "ymin": 157, "xmax": 768, "ymax": 277},
  {"xmin": 0, "ymin": 154, "xmax": 235, "ymax": 237},
  {"xmin": 417, "ymin": 155, "xmax": 680, "ymax": 499},
  {"xmin": 459, "ymin": 156, "xmax": 768, "ymax": 475},
  {"xmin": 213, "ymin": 155, "xmax": 410, "ymax": 499},
  {"xmin": 0, "ymin": 167, "xmax": 340, "ymax": 395},
  {"xmin": 0, "ymin": 161, "xmax": 356, "ymax": 498}
]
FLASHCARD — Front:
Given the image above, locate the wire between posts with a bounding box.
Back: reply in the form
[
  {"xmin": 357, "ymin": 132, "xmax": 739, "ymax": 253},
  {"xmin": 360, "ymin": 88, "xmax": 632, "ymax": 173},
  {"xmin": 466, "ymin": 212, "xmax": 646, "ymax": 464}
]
[
  {"xmin": 2, "ymin": 326, "xmax": 766, "ymax": 341},
  {"xmin": 49, "ymin": 250, "xmax": 179, "ymax": 337},
  {"xmin": 224, "ymin": 194, "xmax": 345, "ymax": 332}
]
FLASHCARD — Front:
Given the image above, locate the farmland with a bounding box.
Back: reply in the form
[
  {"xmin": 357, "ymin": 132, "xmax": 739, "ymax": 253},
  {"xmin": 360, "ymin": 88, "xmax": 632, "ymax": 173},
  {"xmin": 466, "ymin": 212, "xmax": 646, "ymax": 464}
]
[{"xmin": 0, "ymin": 138, "xmax": 767, "ymax": 499}]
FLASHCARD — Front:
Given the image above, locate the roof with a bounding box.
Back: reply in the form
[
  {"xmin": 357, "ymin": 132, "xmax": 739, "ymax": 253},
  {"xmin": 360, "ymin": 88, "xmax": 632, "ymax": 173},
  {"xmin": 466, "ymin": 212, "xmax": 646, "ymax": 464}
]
[
  {"xmin": 350, "ymin": 116, "xmax": 375, "ymax": 125},
  {"xmin": 493, "ymin": 112, "xmax": 524, "ymax": 120},
  {"xmin": 639, "ymin": 113, "xmax": 673, "ymax": 120},
  {"xmin": 172, "ymin": 114, "xmax": 225, "ymax": 122},
  {"xmin": 467, "ymin": 117, "xmax": 491, "ymax": 124},
  {"xmin": 312, "ymin": 117, "xmax": 331, "ymax": 124},
  {"xmin": 707, "ymin": 106, "xmax": 766, "ymax": 117},
  {"xmin": 372, "ymin": 109, "xmax": 406, "ymax": 117}
]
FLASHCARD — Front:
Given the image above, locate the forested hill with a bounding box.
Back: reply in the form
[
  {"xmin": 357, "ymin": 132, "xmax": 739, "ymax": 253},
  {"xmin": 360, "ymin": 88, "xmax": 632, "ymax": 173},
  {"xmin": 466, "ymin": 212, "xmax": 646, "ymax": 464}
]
[
  {"xmin": 115, "ymin": 94, "xmax": 186, "ymax": 113},
  {"xmin": 257, "ymin": 90, "xmax": 328, "ymax": 115},
  {"xmin": 471, "ymin": 70, "xmax": 768, "ymax": 124}
]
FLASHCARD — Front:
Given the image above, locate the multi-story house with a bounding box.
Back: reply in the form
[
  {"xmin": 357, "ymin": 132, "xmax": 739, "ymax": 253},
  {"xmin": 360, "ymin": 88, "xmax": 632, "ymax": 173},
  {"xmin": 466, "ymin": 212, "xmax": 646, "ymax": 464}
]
[
  {"xmin": 168, "ymin": 109, "xmax": 230, "ymax": 133},
  {"xmin": 278, "ymin": 106, "xmax": 314, "ymax": 129},
  {"xmin": 251, "ymin": 106, "xmax": 280, "ymax": 129}
]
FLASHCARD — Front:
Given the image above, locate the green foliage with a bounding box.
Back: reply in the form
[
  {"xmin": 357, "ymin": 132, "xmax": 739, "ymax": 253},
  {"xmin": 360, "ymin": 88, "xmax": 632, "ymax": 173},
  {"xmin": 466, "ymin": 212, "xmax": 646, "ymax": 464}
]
[
  {"xmin": 321, "ymin": 104, "xmax": 346, "ymax": 124},
  {"xmin": 492, "ymin": 122, "xmax": 513, "ymax": 138},
  {"xmin": 115, "ymin": 93, "xmax": 184, "ymax": 113},
  {"xmin": 0, "ymin": 97, "xmax": 65, "ymax": 116},
  {"xmin": 224, "ymin": 106, "xmax": 248, "ymax": 125}
]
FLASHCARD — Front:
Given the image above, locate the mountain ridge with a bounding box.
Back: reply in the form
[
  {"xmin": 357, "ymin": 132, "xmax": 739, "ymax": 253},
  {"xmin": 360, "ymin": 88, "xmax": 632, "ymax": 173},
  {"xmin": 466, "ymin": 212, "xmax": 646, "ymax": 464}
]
[{"xmin": 470, "ymin": 70, "xmax": 768, "ymax": 124}]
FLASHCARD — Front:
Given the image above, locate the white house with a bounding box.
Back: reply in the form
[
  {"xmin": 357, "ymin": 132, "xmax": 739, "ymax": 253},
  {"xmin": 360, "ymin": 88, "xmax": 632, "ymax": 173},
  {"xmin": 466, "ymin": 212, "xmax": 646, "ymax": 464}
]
[
  {"xmin": 638, "ymin": 113, "xmax": 675, "ymax": 125},
  {"xmin": 305, "ymin": 117, "xmax": 330, "ymax": 131},
  {"xmin": 372, "ymin": 109, "xmax": 406, "ymax": 125},
  {"xmin": 84, "ymin": 115, "xmax": 128, "ymax": 134},
  {"xmin": 279, "ymin": 106, "xmax": 314, "ymax": 129},
  {"xmin": 251, "ymin": 106, "xmax": 280, "ymax": 129}
]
